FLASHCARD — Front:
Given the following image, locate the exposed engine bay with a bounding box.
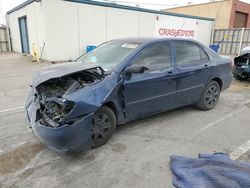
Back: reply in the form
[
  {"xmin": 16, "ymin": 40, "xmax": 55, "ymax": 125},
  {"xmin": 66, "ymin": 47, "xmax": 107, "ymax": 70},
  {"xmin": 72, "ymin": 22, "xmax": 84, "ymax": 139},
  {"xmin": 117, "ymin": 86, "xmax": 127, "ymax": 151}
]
[
  {"xmin": 35, "ymin": 67, "xmax": 104, "ymax": 128},
  {"xmin": 234, "ymin": 53, "xmax": 250, "ymax": 66},
  {"xmin": 233, "ymin": 51, "xmax": 250, "ymax": 80}
]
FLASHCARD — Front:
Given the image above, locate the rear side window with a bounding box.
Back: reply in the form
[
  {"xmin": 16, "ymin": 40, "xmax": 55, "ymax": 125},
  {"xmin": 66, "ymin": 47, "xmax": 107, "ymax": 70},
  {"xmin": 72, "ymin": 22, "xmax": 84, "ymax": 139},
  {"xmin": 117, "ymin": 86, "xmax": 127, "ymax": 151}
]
[
  {"xmin": 133, "ymin": 42, "xmax": 171, "ymax": 71},
  {"xmin": 175, "ymin": 41, "xmax": 209, "ymax": 66}
]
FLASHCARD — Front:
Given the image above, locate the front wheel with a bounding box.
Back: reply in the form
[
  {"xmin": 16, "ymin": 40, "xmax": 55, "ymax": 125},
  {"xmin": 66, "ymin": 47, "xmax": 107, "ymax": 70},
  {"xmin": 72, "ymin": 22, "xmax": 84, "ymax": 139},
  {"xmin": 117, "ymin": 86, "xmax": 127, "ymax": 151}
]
[
  {"xmin": 197, "ymin": 81, "xmax": 221, "ymax": 111},
  {"xmin": 91, "ymin": 106, "xmax": 116, "ymax": 148}
]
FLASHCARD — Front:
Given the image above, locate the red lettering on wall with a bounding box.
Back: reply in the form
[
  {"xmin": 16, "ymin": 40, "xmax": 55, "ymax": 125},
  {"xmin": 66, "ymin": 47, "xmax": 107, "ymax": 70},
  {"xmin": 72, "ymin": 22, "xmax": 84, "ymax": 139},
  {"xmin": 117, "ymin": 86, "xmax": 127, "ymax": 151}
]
[{"xmin": 158, "ymin": 28, "xmax": 195, "ymax": 38}]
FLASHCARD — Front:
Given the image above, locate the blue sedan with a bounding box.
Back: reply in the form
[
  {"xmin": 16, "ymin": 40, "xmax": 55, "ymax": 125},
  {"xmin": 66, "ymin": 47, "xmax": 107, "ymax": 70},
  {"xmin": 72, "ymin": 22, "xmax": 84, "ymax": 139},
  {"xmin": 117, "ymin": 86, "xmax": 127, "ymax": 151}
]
[{"xmin": 26, "ymin": 38, "xmax": 233, "ymax": 152}]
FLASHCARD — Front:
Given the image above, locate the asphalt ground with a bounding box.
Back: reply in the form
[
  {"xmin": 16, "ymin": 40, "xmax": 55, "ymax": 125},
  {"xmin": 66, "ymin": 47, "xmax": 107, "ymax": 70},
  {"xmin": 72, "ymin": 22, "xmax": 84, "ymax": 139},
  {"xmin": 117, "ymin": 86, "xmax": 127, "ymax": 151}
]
[{"xmin": 0, "ymin": 52, "xmax": 250, "ymax": 188}]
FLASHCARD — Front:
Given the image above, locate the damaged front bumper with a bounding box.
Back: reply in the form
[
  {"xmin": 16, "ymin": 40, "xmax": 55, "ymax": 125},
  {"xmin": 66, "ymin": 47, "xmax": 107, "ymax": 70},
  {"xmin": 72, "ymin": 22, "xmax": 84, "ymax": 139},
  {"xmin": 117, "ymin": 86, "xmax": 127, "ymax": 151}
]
[
  {"xmin": 233, "ymin": 66, "xmax": 250, "ymax": 77},
  {"xmin": 26, "ymin": 94, "xmax": 94, "ymax": 153},
  {"xmin": 24, "ymin": 66, "xmax": 105, "ymax": 153}
]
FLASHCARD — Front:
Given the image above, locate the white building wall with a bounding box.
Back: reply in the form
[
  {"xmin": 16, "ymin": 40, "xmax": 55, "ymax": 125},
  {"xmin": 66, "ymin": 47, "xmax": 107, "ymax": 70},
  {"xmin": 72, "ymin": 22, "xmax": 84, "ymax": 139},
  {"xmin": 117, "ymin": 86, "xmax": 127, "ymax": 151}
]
[
  {"xmin": 43, "ymin": 0, "xmax": 79, "ymax": 61},
  {"xmin": 138, "ymin": 13, "xmax": 156, "ymax": 36},
  {"xmin": 8, "ymin": 0, "xmax": 214, "ymax": 61},
  {"xmin": 106, "ymin": 8, "xmax": 140, "ymax": 40},
  {"xmin": 7, "ymin": 2, "xmax": 47, "ymax": 58},
  {"xmin": 196, "ymin": 20, "xmax": 213, "ymax": 46},
  {"xmin": 78, "ymin": 5, "xmax": 106, "ymax": 53}
]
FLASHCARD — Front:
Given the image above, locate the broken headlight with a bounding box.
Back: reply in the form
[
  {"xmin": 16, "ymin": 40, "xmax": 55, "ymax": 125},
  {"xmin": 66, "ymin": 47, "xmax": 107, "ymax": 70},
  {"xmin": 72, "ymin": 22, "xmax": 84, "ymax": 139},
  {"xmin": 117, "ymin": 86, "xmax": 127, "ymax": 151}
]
[{"xmin": 39, "ymin": 98, "xmax": 75, "ymax": 128}]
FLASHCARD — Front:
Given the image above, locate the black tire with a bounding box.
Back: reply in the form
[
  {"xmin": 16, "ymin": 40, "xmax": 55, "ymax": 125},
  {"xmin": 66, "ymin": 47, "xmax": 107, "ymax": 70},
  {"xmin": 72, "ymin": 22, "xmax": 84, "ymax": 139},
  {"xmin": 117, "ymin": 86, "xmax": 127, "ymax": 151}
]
[
  {"xmin": 197, "ymin": 81, "xmax": 221, "ymax": 111},
  {"xmin": 91, "ymin": 106, "xmax": 116, "ymax": 148}
]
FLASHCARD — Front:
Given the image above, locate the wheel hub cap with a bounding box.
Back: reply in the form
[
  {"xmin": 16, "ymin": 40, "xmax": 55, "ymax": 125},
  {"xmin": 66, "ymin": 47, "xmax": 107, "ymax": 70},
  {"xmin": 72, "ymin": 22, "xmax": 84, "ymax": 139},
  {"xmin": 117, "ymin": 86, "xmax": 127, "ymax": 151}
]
[
  {"xmin": 91, "ymin": 113, "xmax": 111, "ymax": 143},
  {"xmin": 205, "ymin": 85, "xmax": 219, "ymax": 106}
]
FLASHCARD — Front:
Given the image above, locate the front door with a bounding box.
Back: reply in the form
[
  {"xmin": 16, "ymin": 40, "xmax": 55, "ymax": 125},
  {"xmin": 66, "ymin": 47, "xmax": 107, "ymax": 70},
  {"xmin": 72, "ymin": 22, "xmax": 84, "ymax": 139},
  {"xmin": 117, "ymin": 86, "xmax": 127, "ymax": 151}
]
[
  {"xmin": 123, "ymin": 42, "xmax": 176, "ymax": 121},
  {"xmin": 174, "ymin": 41, "xmax": 213, "ymax": 106},
  {"xmin": 18, "ymin": 16, "xmax": 30, "ymax": 54}
]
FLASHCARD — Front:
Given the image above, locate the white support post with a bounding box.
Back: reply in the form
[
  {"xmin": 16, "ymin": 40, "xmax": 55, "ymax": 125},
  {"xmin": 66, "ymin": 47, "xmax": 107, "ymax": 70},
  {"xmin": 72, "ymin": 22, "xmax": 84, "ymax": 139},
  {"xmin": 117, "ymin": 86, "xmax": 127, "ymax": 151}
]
[
  {"xmin": 5, "ymin": 14, "xmax": 11, "ymax": 52},
  {"xmin": 210, "ymin": 20, "xmax": 216, "ymax": 45},
  {"xmin": 238, "ymin": 27, "xmax": 245, "ymax": 55}
]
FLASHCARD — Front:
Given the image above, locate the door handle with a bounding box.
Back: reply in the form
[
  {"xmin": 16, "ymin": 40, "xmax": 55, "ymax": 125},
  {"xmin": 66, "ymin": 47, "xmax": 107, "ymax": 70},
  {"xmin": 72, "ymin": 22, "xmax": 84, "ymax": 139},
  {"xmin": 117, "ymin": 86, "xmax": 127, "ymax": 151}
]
[{"xmin": 163, "ymin": 71, "xmax": 175, "ymax": 80}]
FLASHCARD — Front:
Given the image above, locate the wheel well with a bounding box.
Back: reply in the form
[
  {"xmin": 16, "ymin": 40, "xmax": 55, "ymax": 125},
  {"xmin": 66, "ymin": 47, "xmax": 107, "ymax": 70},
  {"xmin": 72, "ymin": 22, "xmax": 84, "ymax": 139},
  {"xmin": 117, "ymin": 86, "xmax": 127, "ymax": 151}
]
[
  {"xmin": 212, "ymin": 78, "xmax": 223, "ymax": 90},
  {"xmin": 102, "ymin": 102, "xmax": 117, "ymax": 118}
]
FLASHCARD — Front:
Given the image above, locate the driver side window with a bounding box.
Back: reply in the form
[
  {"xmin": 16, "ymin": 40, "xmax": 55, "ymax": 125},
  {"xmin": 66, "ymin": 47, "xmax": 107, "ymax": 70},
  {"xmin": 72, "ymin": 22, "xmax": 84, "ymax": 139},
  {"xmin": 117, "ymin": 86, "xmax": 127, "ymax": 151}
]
[{"xmin": 133, "ymin": 42, "xmax": 171, "ymax": 71}]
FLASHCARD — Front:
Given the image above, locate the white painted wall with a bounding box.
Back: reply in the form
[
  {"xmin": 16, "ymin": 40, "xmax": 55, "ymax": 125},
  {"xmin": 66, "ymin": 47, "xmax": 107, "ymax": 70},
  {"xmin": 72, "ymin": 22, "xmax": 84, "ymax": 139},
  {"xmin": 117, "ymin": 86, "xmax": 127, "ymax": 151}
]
[
  {"xmin": 196, "ymin": 20, "xmax": 213, "ymax": 46},
  {"xmin": 7, "ymin": 2, "xmax": 47, "ymax": 58},
  {"xmin": 106, "ymin": 8, "xmax": 140, "ymax": 39},
  {"xmin": 138, "ymin": 13, "xmax": 156, "ymax": 36},
  {"xmin": 78, "ymin": 4, "xmax": 106, "ymax": 54},
  {"xmin": 43, "ymin": 0, "xmax": 79, "ymax": 61},
  {"xmin": 8, "ymin": 0, "xmax": 214, "ymax": 61}
]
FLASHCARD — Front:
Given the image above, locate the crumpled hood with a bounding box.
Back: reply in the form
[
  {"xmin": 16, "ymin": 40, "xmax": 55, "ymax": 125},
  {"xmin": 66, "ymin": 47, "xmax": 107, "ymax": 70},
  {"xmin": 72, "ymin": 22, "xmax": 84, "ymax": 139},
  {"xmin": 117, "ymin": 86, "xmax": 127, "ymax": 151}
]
[{"xmin": 32, "ymin": 61, "xmax": 99, "ymax": 87}]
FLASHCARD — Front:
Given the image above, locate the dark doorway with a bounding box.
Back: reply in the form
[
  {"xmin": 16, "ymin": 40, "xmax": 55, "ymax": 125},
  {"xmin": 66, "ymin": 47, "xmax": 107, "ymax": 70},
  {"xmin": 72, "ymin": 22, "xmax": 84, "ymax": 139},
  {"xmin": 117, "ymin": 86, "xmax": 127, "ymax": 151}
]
[
  {"xmin": 234, "ymin": 12, "xmax": 248, "ymax": 28},
  {"xmin": 18, "ymin": 16, "xmax": 30, "ymax": 53}
]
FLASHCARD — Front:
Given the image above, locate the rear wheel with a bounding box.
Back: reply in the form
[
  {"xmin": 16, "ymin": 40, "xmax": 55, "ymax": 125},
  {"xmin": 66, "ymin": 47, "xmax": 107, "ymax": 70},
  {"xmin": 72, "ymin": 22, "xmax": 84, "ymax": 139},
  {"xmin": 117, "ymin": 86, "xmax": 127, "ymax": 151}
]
[
  {"xmin": 197, "ymin": 81, "xmax": 221, "ymax": 111},
  {"xmin": 91, "ymin": 106, "xmax": 116, "ymax": 148}
]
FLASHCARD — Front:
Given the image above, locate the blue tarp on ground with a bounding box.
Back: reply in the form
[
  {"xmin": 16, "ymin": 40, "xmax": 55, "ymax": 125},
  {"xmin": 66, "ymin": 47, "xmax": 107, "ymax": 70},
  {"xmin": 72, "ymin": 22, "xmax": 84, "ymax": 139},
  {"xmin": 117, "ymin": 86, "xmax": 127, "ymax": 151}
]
[{"xmin": 170, "ymin": 153, "xmax": 250, "ymax": 188}]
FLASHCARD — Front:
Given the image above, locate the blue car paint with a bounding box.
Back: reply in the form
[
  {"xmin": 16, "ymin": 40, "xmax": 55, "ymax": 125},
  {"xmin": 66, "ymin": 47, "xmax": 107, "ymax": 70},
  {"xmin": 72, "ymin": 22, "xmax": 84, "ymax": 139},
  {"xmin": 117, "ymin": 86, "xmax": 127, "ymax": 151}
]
[
  {"xmin": 26, "ymin": 37, "xmax": 233, "ymax": 152},
  {"xmin": 26, "ymin": 71, "xmax": 126, "ymax": 152},
  {"xmin": 123, "ymin": 68, "xmax": 177, "ymax": 120},
  {"xmin": 32, "ymin": 113, "xmax": 94, "ymax": 153},
  {"xmin": 64, "ymin": 72, "xmax": 126, "ymax": 123},
  {"xmin": 123, "ymin": 41, "xmax": 176, "ymax": 120},
  {"xmin": 172, "ymin": 41, "xmax": 212, "ymax": 106}
]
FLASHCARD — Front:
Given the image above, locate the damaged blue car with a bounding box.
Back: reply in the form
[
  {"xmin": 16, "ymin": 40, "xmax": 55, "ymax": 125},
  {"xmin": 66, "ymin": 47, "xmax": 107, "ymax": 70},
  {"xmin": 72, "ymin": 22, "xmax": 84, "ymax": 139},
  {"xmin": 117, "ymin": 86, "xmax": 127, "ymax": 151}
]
[
  {"xmin": 233, "ymin": 47, "xmax": 250, "ymax": 80},
  {"xmin": 26, "ymin": 38, "xmax": 233, "ymax": 152}
]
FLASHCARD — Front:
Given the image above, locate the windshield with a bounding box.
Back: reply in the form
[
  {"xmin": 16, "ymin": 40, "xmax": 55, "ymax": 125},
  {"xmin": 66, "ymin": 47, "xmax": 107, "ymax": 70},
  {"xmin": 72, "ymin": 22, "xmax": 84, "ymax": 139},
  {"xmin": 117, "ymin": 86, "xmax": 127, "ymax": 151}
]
[{"xmin": 76, "ymin": 41, "xmax": 141, "ymax": 71}]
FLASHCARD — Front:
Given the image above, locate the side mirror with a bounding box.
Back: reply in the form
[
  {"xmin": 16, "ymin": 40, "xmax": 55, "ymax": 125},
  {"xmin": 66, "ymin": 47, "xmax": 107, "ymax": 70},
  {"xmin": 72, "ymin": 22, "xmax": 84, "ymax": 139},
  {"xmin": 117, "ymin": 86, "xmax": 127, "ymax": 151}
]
[{"xmin": 125, "ymin": 65, "xmax": 149, "ymax": 74}]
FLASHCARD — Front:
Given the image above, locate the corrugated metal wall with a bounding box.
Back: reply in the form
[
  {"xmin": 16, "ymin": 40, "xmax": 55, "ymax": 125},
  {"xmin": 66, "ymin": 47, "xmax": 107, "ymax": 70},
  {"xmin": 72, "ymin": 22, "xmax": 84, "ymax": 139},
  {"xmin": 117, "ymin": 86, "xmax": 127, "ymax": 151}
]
[
  {"xmin": 212, "ymin": 28, "xmax": 250, "ymax": 55},
  {"xmin": 0, "ymin": 26, "xmax": 9, "ymax": 52}
]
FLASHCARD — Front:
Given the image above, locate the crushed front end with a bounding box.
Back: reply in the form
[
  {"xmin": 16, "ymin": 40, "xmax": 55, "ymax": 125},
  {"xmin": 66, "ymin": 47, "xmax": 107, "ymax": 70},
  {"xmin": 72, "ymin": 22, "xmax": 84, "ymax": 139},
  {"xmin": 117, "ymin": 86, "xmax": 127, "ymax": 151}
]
[
  {"xmin": 26, "ymin": 67, "xmax": 104, "ymax": 152},
  {"xmin": 233, "ymin": 52, "xmax": 250, "ymax": 80}
]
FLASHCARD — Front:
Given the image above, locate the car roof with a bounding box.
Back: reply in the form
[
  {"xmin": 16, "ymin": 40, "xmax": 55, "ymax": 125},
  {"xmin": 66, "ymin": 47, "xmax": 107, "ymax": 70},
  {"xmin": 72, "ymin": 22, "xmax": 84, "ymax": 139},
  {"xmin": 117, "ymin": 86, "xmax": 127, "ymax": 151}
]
[
  {"xmin": 111, "ymin": 37, "xmax": 198, "ymax": 44},
  {"xmin": 109, "ymin": 37, "xmax": 222, "ymax": 73},
  {"xmin": 114, "ymin": 37, "xmax": 220, "ymax": 58}
]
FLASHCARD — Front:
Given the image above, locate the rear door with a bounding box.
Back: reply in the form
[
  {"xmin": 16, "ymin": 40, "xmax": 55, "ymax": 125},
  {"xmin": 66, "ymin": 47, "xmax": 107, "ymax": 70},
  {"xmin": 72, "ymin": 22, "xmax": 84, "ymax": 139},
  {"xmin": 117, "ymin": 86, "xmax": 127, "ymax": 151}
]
[
  {"xmin": 174, "ymin": 41, "xmax": 212, "ymax": 106},
  {"xmin": 123, "ymin": 42, "xmax": 176, "ymax": 120}
]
